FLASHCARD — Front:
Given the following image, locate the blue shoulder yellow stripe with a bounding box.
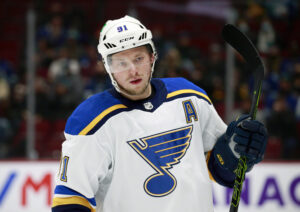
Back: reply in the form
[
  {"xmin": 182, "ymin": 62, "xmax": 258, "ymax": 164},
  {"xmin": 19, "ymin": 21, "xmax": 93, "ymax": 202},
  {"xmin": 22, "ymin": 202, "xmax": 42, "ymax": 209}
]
[
  {"xmin": 161, "ymin": 78, "xmax": 212, "ymax": 104},
  {"xmin": 65, "ymin": 90, "xmax": 128, "ymax": 136}
]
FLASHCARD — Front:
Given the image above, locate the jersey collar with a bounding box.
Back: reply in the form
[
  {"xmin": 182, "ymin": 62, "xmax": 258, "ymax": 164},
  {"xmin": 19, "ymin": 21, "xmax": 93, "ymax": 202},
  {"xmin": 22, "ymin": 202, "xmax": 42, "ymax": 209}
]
[{"xmin": 109, "ymin": 78, "xmax": 167, "ymax": 112}]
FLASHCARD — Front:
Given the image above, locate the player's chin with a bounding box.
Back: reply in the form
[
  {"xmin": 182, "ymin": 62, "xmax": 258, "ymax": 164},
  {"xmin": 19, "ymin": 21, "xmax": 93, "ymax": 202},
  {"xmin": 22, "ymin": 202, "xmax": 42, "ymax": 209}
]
[
  {"xmin": 128, "ymin": 83, "xmax": 148, "ymax": 95},
  {"xmin": 129, "ymin": 86, "xmax": 146, "ymax": 95}
]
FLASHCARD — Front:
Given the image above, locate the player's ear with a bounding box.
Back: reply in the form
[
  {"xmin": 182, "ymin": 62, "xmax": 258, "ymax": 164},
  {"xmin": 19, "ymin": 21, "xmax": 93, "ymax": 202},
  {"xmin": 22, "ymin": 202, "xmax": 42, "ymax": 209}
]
[{"xmin": 150, "ymin": 53, "xmax": 155, "ymax": 66}]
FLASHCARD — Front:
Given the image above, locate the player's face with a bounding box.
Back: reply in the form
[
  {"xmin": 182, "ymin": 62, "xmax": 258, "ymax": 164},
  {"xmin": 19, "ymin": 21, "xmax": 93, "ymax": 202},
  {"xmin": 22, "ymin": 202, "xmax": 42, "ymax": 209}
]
[{"xmin": 110, "ymin": 46, "xmax": 154, "ymax": 100}]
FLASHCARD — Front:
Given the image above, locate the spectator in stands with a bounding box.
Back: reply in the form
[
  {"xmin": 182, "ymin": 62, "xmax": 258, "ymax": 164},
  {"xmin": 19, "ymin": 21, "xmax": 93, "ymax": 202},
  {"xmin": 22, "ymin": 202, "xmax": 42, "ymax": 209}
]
[
  {"xmin": 203, "ymin": 43, "xmax": 225, "ymax": 101},
  {"xmin": 80, "ymin": 45, "xmax": 100, "ymax": 78},
  {"xmin": 37, "ymin": 15, "xmax": 67, "ymax": 50},
  {"xmin": 48, "ymin": 47, "xmax": 84, "ymax": 119},
  {"xmin": 84, "ymin": 60, "xmax": 111, "ymax": 98},
  {"xmin": 65, "ymin": 31, "xmax": 83, "ymax": 59},
  {"xmin": 257, "ymin": 16, "xmax": 276, "ymax": 54},
  {"xmin": 177, "ymin": 31, "xmax": 201, "ymax": 61},
  {"xmin": 0, "ymin": 59, "xmax": 17, "ymax": 85},
  {"xmin": 157, "ymin": 47, "xmax": 185, "ymax": 78},
  {"xmin": 35, "ymin": 76, "xmax": 52, "ymax": 118},
  {"xmin": 36, "ymin": 38, "xmax": 57, "ymax": 74},
  {"xmin": 266, "ymin": 95, "xmax": 298, "ymax": 159},
  {"xmin": 264, "ymin": 0, "xmax": 299, "ymax": 20},
  {"xmin": 7, "ymin": 83, "xmax": 27, "ymax": 158}
]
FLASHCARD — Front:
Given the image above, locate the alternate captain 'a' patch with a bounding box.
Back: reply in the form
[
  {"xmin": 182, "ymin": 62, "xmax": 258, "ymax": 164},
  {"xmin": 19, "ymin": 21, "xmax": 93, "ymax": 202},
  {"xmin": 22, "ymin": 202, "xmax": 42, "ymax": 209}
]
[{"xmin": 127, "ymin": 126, "xmax": 193, "ymax": 197}]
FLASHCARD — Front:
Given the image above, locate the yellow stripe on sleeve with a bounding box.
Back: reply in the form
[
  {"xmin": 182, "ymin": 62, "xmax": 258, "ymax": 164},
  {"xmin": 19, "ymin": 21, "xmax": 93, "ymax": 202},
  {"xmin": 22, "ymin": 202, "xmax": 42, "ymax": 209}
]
[
  {"xmin": 206, "ymin": 151, "xmax": 216, "ymax": 182},
  {"xmin": 52, "ymin": 196, "xmax": 96, "ymax": 212},
  {"xmin": 79, "ymin": 104, "xmax": 127, "ymax": 135},
  {"xmin": 166, "ymin": 89, "xmax": 212, "ymax": 104}
]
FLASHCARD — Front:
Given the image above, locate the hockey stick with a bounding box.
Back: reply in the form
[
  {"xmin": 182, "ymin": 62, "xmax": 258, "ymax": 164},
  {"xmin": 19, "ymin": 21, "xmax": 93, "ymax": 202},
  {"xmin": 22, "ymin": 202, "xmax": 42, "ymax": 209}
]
[{"xmin": 221, "ymin": 24, "xmax": 265, "ymax": 212}]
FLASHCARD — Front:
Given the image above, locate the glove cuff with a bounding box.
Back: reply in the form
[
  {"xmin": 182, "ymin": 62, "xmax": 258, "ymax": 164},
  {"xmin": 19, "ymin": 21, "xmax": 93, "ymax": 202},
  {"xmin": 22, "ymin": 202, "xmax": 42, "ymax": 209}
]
[{"xmin": 213, "ymin": 134, "xmax": 240, "ymax": 173}]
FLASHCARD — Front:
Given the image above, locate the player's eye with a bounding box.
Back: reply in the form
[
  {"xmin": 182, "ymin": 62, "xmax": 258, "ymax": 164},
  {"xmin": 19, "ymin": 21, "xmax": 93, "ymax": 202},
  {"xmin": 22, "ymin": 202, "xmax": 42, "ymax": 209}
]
[
  {"xmin": 116, "ymin": 61, "xmax": 128, "ymax": 68},
  {"xmin": 135, "ymin": 56, "xmax": 144, "ymax": 64}
]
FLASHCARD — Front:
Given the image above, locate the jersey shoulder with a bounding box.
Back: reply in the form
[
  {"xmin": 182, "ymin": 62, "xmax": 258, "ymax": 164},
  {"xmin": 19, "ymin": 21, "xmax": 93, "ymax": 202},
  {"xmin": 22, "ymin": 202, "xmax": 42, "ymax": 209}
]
[
  {"xmin": 160, "ymin": 77, "xmax": 212, "ymax": 104},
  {"xmin": 65, "ymin": 90, "xmax": 127, "ymax": 136}
]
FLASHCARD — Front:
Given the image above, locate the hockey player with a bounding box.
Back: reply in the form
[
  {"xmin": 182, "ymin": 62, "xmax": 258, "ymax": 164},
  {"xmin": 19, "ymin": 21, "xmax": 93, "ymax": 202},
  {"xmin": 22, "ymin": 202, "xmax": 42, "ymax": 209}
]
[{"xmin": 52, "ymin": 15, "xmax": 268, "ymax": 212}]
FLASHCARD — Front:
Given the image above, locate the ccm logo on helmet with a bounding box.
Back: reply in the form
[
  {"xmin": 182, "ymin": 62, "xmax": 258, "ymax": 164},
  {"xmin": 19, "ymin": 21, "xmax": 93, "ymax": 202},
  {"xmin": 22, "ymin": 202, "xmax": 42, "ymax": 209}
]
[{"xmin": 120, "ymin": 36, "xmax": 134, "ymax": 43}]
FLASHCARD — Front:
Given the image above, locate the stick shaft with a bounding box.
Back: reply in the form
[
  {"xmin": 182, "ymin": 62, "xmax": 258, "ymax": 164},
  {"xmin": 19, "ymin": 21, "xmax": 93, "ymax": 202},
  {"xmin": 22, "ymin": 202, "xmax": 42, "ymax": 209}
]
[{"xmin": 222, "ymin": 24, "xmax": 265, "ymax": 212}]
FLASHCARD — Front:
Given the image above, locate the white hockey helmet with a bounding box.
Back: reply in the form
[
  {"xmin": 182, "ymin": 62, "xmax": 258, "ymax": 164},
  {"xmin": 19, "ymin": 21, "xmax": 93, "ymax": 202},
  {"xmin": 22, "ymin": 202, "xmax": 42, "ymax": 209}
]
[{"xmin": 97, "ymin": 15, "xmax": 157, "ymax": 91}]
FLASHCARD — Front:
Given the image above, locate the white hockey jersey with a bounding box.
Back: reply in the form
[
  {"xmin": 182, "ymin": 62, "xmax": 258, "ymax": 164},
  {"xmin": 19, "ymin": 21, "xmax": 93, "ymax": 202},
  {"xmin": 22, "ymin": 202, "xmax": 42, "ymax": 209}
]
[{"xmin": 52, "ymin": 77, "xmax": 227, "ymax": 212}]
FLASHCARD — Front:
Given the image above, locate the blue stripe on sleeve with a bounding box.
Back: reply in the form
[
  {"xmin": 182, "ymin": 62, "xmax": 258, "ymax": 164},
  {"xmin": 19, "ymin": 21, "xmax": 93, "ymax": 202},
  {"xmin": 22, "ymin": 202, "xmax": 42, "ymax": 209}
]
[{"xmin": 52, "ymin": 204, "xmax": 91, "ymax": 212}]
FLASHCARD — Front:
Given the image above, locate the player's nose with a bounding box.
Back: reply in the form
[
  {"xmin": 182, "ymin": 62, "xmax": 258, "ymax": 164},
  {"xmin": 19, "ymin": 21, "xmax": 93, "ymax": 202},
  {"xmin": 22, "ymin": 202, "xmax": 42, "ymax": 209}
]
[{"xmin": 128, "ymin": 63, "xmax": 138, "ymax": 75}]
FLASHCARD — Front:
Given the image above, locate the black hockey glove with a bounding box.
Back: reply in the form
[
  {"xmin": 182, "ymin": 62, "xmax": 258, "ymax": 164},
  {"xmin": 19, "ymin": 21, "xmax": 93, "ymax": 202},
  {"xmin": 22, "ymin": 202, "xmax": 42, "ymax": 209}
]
[{"xmin": 213, "ymin": 114, "xmax": 268, "ymax": 173}]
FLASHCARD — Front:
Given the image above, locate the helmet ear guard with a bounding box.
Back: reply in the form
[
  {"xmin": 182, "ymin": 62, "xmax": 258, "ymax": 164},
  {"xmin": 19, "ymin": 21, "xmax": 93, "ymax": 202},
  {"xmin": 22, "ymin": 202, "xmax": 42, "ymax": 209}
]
[{"xmin": 97, "ymin": 15, "xmax": 157, "ymax": 92}]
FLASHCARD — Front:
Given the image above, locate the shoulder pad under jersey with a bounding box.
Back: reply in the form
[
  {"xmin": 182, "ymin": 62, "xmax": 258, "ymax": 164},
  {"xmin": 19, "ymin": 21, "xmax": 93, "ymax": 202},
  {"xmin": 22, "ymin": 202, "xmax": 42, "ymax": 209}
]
[
  {"xmin": 161, "ymin": 77, "xmax": 212, "ymax": 104},
  {"xmin": 65, "ymin": 90, "xmax": 128, "ymax": 135}
]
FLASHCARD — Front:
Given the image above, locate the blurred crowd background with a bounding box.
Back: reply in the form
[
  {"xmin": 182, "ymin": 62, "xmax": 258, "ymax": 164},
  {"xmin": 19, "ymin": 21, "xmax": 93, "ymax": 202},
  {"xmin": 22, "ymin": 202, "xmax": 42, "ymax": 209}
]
[{"xmin": 0, "ymin": 0, "xmax": 299, "ymax": 160}]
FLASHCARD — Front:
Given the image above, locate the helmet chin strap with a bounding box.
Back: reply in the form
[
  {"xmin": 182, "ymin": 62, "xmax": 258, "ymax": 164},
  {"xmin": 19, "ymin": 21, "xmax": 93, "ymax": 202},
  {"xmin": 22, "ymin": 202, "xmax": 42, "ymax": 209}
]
[
  {"xmin": 106, "ymin": 71, "xmax": 121, "ymax": 92},
  {"xmin": 111, "ymin": 77, "xmax": 121, "ymax": 92}
]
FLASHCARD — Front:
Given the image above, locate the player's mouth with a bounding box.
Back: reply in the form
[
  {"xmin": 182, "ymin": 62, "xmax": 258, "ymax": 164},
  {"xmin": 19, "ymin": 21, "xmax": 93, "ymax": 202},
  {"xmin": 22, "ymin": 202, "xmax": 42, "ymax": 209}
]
[{"xmin": 130, "ymin": 79, "xmax": 142, "ymax": 85}]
